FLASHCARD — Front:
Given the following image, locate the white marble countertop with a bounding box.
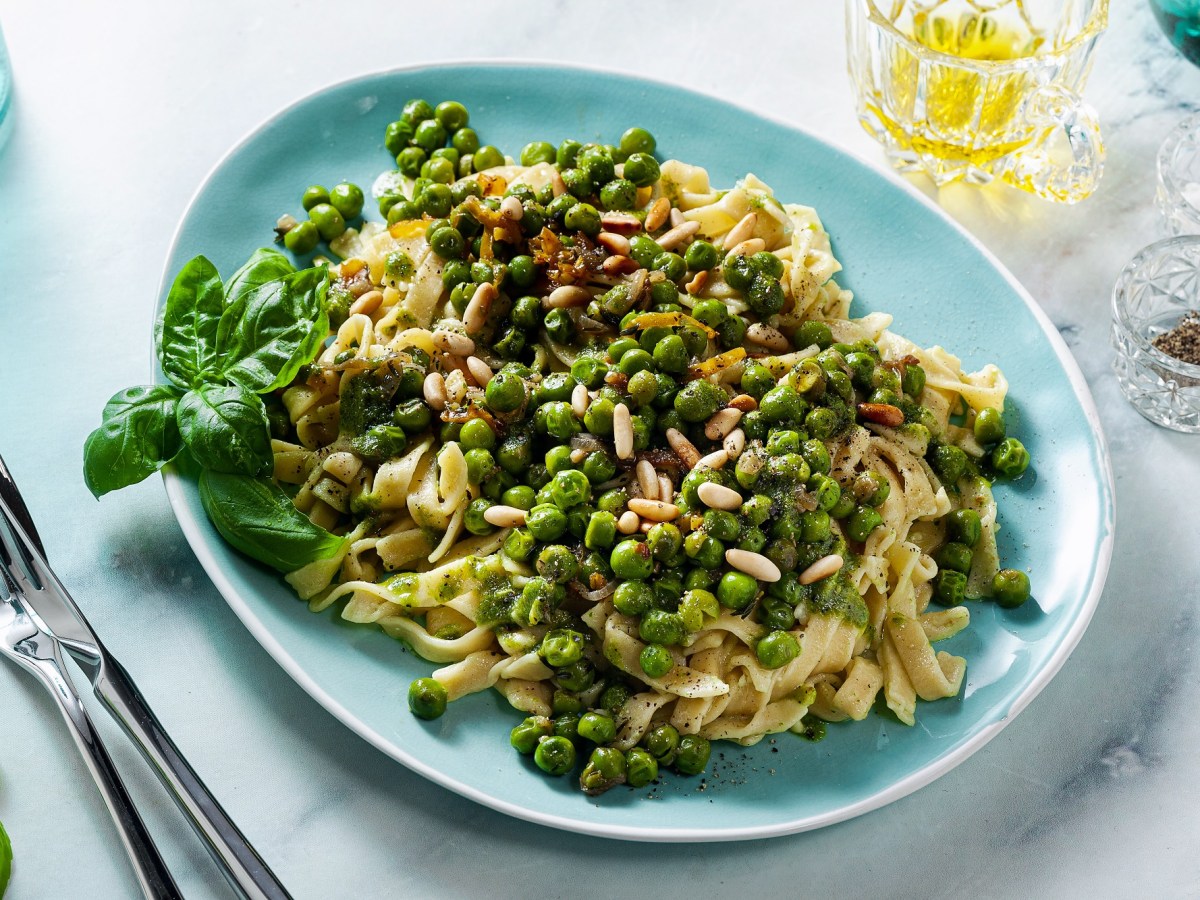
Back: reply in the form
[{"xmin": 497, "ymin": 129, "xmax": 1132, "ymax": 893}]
[{"xmin": 1, "ymin": 1, "xmax": 1198, "ymax": 897}]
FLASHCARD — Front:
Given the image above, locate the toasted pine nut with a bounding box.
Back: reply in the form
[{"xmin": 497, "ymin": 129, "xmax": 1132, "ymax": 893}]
[
  {"xmin": 645, "ymin": 197, "xmax": 671, "ymax": 232},
  {"xmin": 695, "ymin": 449, "xmax": 729, "ymax": 470},
  {"xmin": 669, "ymin": 207, "xmax": 685, "ymax": 228},
  {"xmin": 500, "ymin": 195, "xmax": 524, "ymax": 221},
  {"xmin": 685, "ymin": 270, "xmax": 708, "ymax": 295},
  {"xmin": 613, "ymin": 402, "xmax": 634, "ymax": 460},
  {"xmin": 639, "ymin": 521, "xmax": 654, "ymax": 534},
  {"xmin": 569, "ymin": 448, "xmax": 587, "ymax": 464},
  {"xmin": 600, "ymin": 212, "xmax": 642, "ymax": 233},
  {"xmin": 665, "ymin": 427, "xmax": 701, "ymax": 469},
  {"xmin": 798, "ymin": 554, "xmax": 845, "ymax": 585},
  {"xmin": 697, "ymin": 481, "xmax": 742, "ymax": 511},
  {"xmin": 423, "ymin": 372, "xmax": 447, "ymax": 410},
  {"xmin": 617, "ymin": 510, "xmax": 641, "ymax": 534},
  {"xmin": 656, "ymin": 220, "xmax": 701, "ymax": 251},
  {"xmin": 857, "ymin": 402, "xmax": 905, "ymax": 427},
  {"xmin": 725, "ymin": 548, "xmax": 782, "ymax": 583},
  {"xmin": 723, "ymin": 428, "xmax": 746, "ymax": 459},
  {"xmin": 544, "ymin": 285, "xmax": 592, "ymax": 309},
  {"xmin": 483, "ymin": 505, "xmax": 527, "ymax": 528},
  {"xmin": 723, "ymin": 212, "xmax": 758, "ymax": 250},
  {"xmin": 728, "ymin": 394, "xmax": 758, "ymax": 412},
  {"xmin": 658, "ymin": 474, "xmax": 674, "ymax": 503},
  {"xmin": 601, "ymin": 255, "xmax": 640, "ymax": 276},
  {"xmin": 571, "ymin": 382, "xmax": 590, "ymax": 418},
  {"xmin": 465, "ymin": 356, "xmax": 493, "ymax": 387},
  {"xmin": 432, "ymin": 330, "xmax": 475, "ymax": 356},
  {"xmin": 598, "ymin": 231, "xmax": 631, "ymax": 256},
  {"xmin": 628, "ymin": 498, "xmax": 681, "ymax": 521},
  {"xmin": 704, "ymin": 407, "xmax": 743, "ymax": 440},
  {"xmin": 551, "ymin": 170, "xmax": 567, "ymax": 197},
  {"xmin": 746, "ymin": 322, "xmax": 790, "ymax": 352},
  {"xmin": 348, "ymin": 289, "xmax": 383, "ymax": 318},
  {"xmin": 463, "ymin": 281, "xmax": 497, "ymax": 334},
  {"xmin": 636, "ymin": 459, "xmax": 659, "ymax": 501},
  {"xmin": 726, "ymin": 238, "xmax": 767, "ymax": 258}
]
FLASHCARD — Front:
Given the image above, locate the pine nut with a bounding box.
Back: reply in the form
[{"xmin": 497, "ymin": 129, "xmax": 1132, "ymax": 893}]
[
  {"xmin": 728, "ymin": 394, "xmax": 758, "ymax": 412},
  {"xmin": 665, "ymin": 427, "xmax": 701, "ymax": 469},
  {"xmin": 723, "ymin": 212, "xmax": 758, "ymax": 251},
  {"xmin": 570, "ymin": 448, "xmax": 588, "ymax": 464},
  {"xmin": 670, "ymin": 208, "xmax": 686, "ymax": 228},
  {"xmin": 658, "ymin": 474, "xmax": 674, "ymax": 503},
  {"xmin": 463, "ymin": 281, "xmax": 497, "ymax": 334},
  {"xmin": 570, "ymin": 382, "xmax": 590, "ymax": 418},
  {"xmin": 636, "ymin": 459, "xmax": 659, "ymax": 501},
  {"xmin": 423, "ymin": 372, "xmax": 448, "ymax": 410},
  {"xmin": 348, "ymin": 289, "xmax": 383, "ymax": 317},
  {"xmin": 432, "ymin": 330, "xmax": 475, "ymax": 356},
  {"xmin": 639, "ymin": 521, "xmax": 654, "ymax": 534},
  {"xmin": 617, "ymin": 510, "xmax": 641, "ymax": 534},
  {"xmin": 857, "ymin": 403, "xmax": 905, "ymax": 427},
  {"xmin": 685, "ymin": 270, "xmax": 708, "ymax": 295},
  {"xmin": 723, "ymin": 428, "xmax": 745, "ymax": 459},
  {"xmin": 695, "ymin": 449, "xmax": 729, "ymax": 470},
  {"xmin": 551, "ymin": 170, "xmax": 567, "ymax": 197},
  {"xmin": 597, "ymin": 231, "xmax": 631, "ymax": 256},
  {"xmin": 704, "ymin": 407, "xmax": 743, "ymax": 440},
  {"xmin": 746, "ymin": 323, "xmax": 790, "ymax": 352},
  {"xmin": 628, "ymin": 498, "xmax": 681, "ymax": 521},
  {"xmin": 799, "ymin": 554, "xmax": 845, "ymax": 585},
  {"xmin": 544, "ymin": 285, "xmax": 592, "ymax": 308},
  {"xmin": 727, "ymin": 238, "xmax": 767, "ymax": 259},
  {"xmin": 697, "ymin": 481, "xmax": 742, "ymax": 511},
  {"xmin": 726, "ymin": 548, "xmax": 782, "ymax": 583},
  {"xmin": 483, "ymin": 505, "xmax": 527, "ymax": 528},
  {"xmin": 613, "ymin": 402, "xmax": 634, "ymax": 460},
  {"xmin": 600, "ymin": 212, "xmax": 642, "ymax": 233},
  {"xmin": 656, "ymin": 220, "xmax": 700, "ymax": 251},
  {"xmin": 645, "ymin": 197, "xmax": 670, "ymax": 232},
  {"xmin": 601, "ymin": 255, "xmax": 640, "ymax": 276},
  {"xmin": 500, "ymin": 195, "xmax": 524, "ymax": 221},
  {"xmin": 465, "ymin": 356, "xmax": 493, "ymax": 387}
]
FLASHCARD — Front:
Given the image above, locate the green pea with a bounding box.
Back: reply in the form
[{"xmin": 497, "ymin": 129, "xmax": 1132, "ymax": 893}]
[
  {"xmin": 543, "ymin": 401, "xmax": 581, "ymax": 440},
  {"xmin": 502, "ymin": 527, "xmax": 536, "ymax": 563},
  {"xmin": 760, "ymin": 385, "xmax": 804, "ymax": 423},
  {"xmin": 544, "ymin": 307, "xmax": 577, "ymax": 344},
  {"xmin": 564, "ymin": 201, "xmax": 602, "ymax": 236},
  {"xmin": 620, "ymin": 126, "xmax": 656, "ymax": 156},
  {"xmin": 651, "ymin": 252, "xmax": 686, "ymax": 284},
  {"xmin": 561, "ymin": 167, "xmax": 594, "ymax": 199},
  {"xmin": 938, "ymin": 541, "xmax": 975, "ymax": 574},
  {"xmin": 847, "ymin": 506, "xmax": 884, "ymax": 542},
  {"xmin": 714, "ymin": 571, "xmax": 756, "ymax": 610},
  {"xmin": 687, "ymin": 532, "xmax": 725, "ymax": 570},
  {"xmin": 617, "ymin": 349, "xmax": 654, "ymax": 377},
  {"xmin": 809, "ymin": 473, "xmax": 842, "ymax": 512},
  {"xmin": 283, "ymin": 221, "xmax": 319, "ymax": 254},
  {"xmin": 930, "ymin": 442, "xmax": 969, "ymax": 485},
  {"xmin": 679, "ymin": 324, "xmax": 710, "ymax": 357},
  {"xmin": 625, "ymin": 237, "xmax": 659, "ymax": 271},
  {"xmin": 554, "ymin": 139, "xmax": 581, "ymax": 168},
  {"xmin": 407, "ymin": 678, "xmax": 448, "ymax": 720},
  {"xmin": 632, "ymin": 642, "xmax": 672, "ymax": 679},
  {"xmin": 506, "ymin": 296, "xmax": 539, "ymax": 330},
  {"xmin": 684, "ymin": 239, "xmax": 720, "ymax": 272},
  {"xmin": 396, "ymin": 145, "xmax": 427, "ymax": 177},
  {"xmin": 500, "ymin": 486, "xmax": 535, "ymax": 513},
  {"xmin": 540, "ymin": 628, "xmax": 585, "ymax": 667},
  {"xmin": 795, "ymin": 320, "xmax": 834, "ymax": 350},
  {"xmin": 624, "ymin": 747, "xmax": 658, "ymax": 788},
  {"xmin": 599, "ymin": 178, "xmax": 637, "ymax": 211},
  {"xmin": 458, "ymin": 418, "xmax": 495, "ymax": 451},
  {"xmin": 992, "ymin": 568, "xmax": 1031, "ymax": 608},
  {"xmin": 935, "ymin": 569, "xmax": 968, "ymax": 606},
  {"xmin": 798, "ymin": 509, "xmax": 831, "ymax": 543},
  {"xmin": 580, "ymin": 746, "xmax": 627, "ymax": 795},
  {"xmin": 639, "ymin": 609, "xmax": 687, "ymax": 645},
  {"xmin": 556, "ymin": 660, "xmax": 595, "ymax": 693},
  {"xmin": 387, "ymin": 200, "xmax": 421, "ymax": 224},
  {"xmin": 902, "ymin": 363, "xmax": 926, "ymax": 397},
  {"xmin": 611, "ymin": 539, "xmax": 654, "ymax": 580},
  {"xmin": 597, "ymin": 487, "xmax": 628, "ymax": 514},
  {"xmin": 805, "ymin": 406, "xmax": 839, "ymax": 440},
  {"xmin": 992, "ymin": 437, "xmax": 1030, "ymax": 478},
  {"xmin": 582, "ymin": 451, "xmax": 617, "ymax": 485},
  {"xmin": 949, "ymin": 509, "xmax": 982, "ymax": 547},
  {"xmin": 756, "ymin": 630, "xmax": 800, "ymax": 669},
  {"xmin": 532, "ymin": 735, "xmax": 576, "ymax": 776},
  {"xmin": 301, "ymin": 184, "xmax": 329, "ymax": 211},
  {"xmin": 577, "ymin": 145, "xmax": 615, "ymax": 184},
  {"xmin": 578, "ymin": 711, "xmax": 617, "ymax": 744},
  {"xmin": 703, "ymin": 509, "xmax": 741, "ymax": 543},
  {"xmin": 974, "ymin": 407, "xmax": 1006, "ymax": 444},
  {"xmin": 549, "ymin": 470, "xmax": 591, "ymax": 509},
  {"xmin": 645, "ymin": 723, "xmax": 680, "ymax": 765},
  {"xmin": 540, "ymin": 544, "xmax": 581, "ymax": 584},
  {"xmin": 581, "ymin": 510, "xmax": 617, "ymax": 551},
  {"xmin": 799, "ymin": 439, "xmax": 830, "ymax": 476},
  {"xmin": 425, "ymin": 156, "xmax": 456, "ymax": 184},
  {"xmin": 646, "ymin": 522, "xmax": 682, "ymax": 562},
  {"xmin": 613, "ymin": 581, "xmax": 654, "ymax": 617},
  {"xmin": 527, "ymin": 504, "xmax": 569, "ymax": 542},
  {"xmin": 384, "ymin": 119, "xmax": 414, "ymax": 157},
  {"xmin": 485, "ymin": 372, "xmax": 526, "ymax": 413},
  {"xmin": 428, "ymin": 226, "xmax": 464, "ymax": 260},
  {"xmin": 327, "ymin": 182, "xmax": 363, "ymax": 220},
  {"xmin": 746, "ymin": 273, "xmax": 785, "ymax": 317},
  {"xmin": 511, "ymin": 715, "xmax": 554, "ymax": 754},
  {"xmin": 674, "ymin": 735, "xmax": 711, "ymax": 775},
  {"xmin": 674, "ymin": 380, "xmax": 725, "ymax": 423},
  {"xmin": 601, "ymin": 683, "xmax": 632, "ymax": 712},
  {"xmin": 307, "ymin": 203, "xmax": 346, "ymax": 241},
  {"xmin": 450, "ymin": 127, "xmax": 479, "ymax": 155},
  {"xmin": 623, "ymin": 152, "xmax": 661, "ymax": 188},
  {"xmin": 520, "ymin": 140, "xmax": 557, "ymax": 166}
]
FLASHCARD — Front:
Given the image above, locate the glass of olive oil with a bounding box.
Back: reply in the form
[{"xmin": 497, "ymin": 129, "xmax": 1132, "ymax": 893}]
[{"xmin": 846, "ymin": 0, "xmax": 1109, "ymax": 204}]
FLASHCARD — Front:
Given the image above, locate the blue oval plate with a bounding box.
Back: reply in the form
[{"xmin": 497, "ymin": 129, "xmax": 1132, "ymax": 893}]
[{"xmin": 160, "ymin": 63, "xmax": 1115, "ymax": 841}]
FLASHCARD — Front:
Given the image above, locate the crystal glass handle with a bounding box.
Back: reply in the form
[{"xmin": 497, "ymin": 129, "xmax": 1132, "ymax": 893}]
[{"xmin": 1000, "ymin": 84, "xmax": 1106, "ymax": 204}]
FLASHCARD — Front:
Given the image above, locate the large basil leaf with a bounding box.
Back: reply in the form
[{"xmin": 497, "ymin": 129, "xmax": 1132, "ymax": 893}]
[
  {"xmin": 158, "ymin": 255, "xmax": 225, "ymax": 389},
  {"xmin": 223, "ymin": 247, "xmax": 295, "ymax": 309},
  {"xmin": 199, "ymin": 471, "xmax": 346, "ymax": 573},
  {"xmin": 217, "ymin": 267, "xmax": 329, "ymax": 393},
  {"xmin": 177, "ymin": 383, "xmax": 273, "ymax": 475},
  {"xmin": 83, "ymin": 385, "xmax": 183, "ymax": 497}
]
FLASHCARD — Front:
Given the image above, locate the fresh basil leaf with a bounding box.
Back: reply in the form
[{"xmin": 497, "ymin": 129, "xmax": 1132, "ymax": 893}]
[
  {"xmin": 177, "ymin": 383, "xmax": 273, "ymax": 475},
  {"xmin": 83, "ymin": 385, "xmax": 183, "ymax": 497},
  {"xmin": 223, "ymin": 247, "xmax": 296, "ymax": 309},
  {"xmin": 0, "ymin": 818, "xmax": 10, "ymax": 897},
  {"xmin": 199, "ymin": 471, "xmax": 346, "ymax": 573},
  {"xmin": 217, "ymin": 267, "xmax": 329, "ymax": 393},
  {"xmin": 158, "ymin": 255, "xmax": 225, "ymax": 389}
]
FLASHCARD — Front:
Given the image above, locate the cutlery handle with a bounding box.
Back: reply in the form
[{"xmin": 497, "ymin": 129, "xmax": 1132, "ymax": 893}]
[
  {"xmin": 41, "ymin": 658, "xmax": 181, "ymax": 899},
  {"xmin": 94, "ymin": 654, "xmax": 292, "ymax": 900}
]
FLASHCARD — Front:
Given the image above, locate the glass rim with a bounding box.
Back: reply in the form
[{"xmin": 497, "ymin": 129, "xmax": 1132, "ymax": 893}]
[
  {"xmin": 861, "ymin": 0, "xmax": 1110, "ymax": 72},
  {"xmin": 1157, "ymin": 111, "xmax": 1200, "ymax": 221},
  {"xmin": 1111, "ymin": 234, "xmax": 1200, "ymax": 377}
]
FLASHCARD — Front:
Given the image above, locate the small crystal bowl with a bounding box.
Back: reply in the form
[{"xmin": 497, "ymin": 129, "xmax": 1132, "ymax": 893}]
[
  {"xmin": 1111, "ymin": 235, "xmax": 1200, "ymax": 432},
  {"xmin": 1156, "ymin": 112, "xmax": 1200, "ymax": 236}
]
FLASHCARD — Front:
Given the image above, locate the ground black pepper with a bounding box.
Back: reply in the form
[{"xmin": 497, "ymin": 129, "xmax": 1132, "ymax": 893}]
[{"xmin": 1152, "ymin": 311, "xmax": 1200, "ymax": 365}]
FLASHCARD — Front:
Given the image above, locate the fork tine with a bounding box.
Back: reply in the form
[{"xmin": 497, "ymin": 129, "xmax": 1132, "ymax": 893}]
[
  {"xmin": 0, "ymin": 452, "xmax": 45, "ymax": 557},
  {"xmin": 0, "ymin": 496, "xmax": 43, "ymax": 596}
]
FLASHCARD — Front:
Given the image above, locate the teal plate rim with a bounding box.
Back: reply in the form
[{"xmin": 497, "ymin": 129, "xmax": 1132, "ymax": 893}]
[{"xmin": 158, "ymin": 61, "xmax": 1116, "ymax": 842}]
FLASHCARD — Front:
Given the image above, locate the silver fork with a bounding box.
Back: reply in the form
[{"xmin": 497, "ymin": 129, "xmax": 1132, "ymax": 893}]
[
  {"xmin": 0, "ymin": 455, "xmax": 291, "ymax": 900},
  {"xmin": 0, "ymin": 523, "xmax": 181, "ymax": 898}
]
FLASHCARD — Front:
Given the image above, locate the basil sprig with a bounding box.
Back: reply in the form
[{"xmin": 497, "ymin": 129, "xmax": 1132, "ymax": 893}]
[{"xmin": 84, "ymin": 248, "xmax": 343, "ymax": 572}]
